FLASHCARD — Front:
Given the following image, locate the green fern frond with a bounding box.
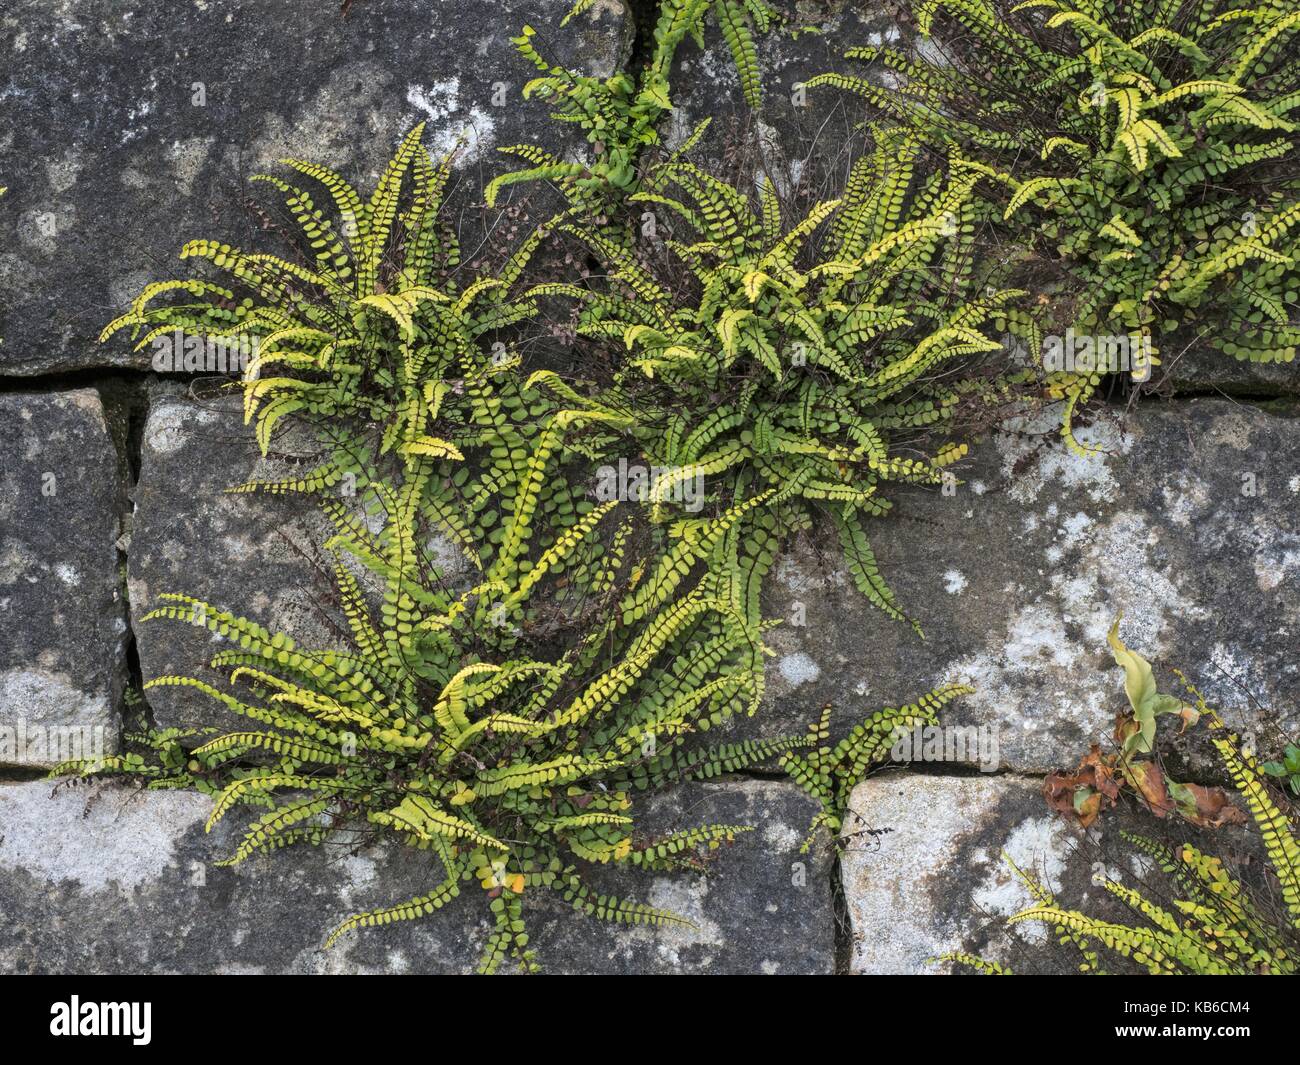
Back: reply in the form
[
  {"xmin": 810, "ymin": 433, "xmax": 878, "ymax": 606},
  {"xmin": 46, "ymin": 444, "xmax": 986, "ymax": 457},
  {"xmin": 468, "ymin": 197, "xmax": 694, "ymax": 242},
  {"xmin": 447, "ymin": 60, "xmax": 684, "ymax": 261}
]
[{"xmin": 815, "ymin": 0, "xmax": 1300, "ymax": 443}]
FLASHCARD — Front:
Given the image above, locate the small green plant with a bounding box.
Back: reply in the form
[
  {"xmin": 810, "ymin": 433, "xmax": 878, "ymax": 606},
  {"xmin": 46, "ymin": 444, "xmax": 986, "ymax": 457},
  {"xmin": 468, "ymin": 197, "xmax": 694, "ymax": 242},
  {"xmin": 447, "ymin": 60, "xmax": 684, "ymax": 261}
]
[
  {"xmin": 59, "ymin": 689, "xmax": 213, "ymax": 787},
  {"xmin": 1043, "ymin": 620, "xmax": 1243, "ymax": 829},
  {"xmin": 1262, "ymin": 743, "xmax": 1300, "ymax": 797},
  {"xmin": 487, "ymin": 0, "xmax": 778, "ymax": 216},
  {"xmin": 529, "ymin": 125, "xmax": 1030, "ymax": 631},
  {"xmin": 938, "ymin": 642, "xmax": 1300, "ymax": 975},
  {"xmin": 55, "ymin": 427, "xmax": 781, "ymax": 973},
  {"xmin": 58, "ymin": 399, "xmax": 972, "ymax": 969},
  {"xmin": 68, "ymin": 1, "xmax": 1219, "ymax": 976},
  {"xmin": 102, "ymin": 125, "xmax": 542, "ymax": 467},
  {"xmin": 947, "ymin": 727, "xmax": 1300, "ymax": 974},
  {"xmin": 812, "ymin": 0, "xmax": 1300, "ymax": 452},
  {"xmin": 782, "ymin": 686, "xmax": 974, "ymax": 850}
]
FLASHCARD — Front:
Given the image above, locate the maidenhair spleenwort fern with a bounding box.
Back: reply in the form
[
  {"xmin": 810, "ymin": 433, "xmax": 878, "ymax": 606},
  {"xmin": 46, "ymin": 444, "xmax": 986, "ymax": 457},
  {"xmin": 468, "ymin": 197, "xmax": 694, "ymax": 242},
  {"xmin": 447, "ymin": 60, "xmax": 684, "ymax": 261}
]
[
  {"xmin": 528, "ymin": 124, "xmax": 1032, "ymax": 632},
  {"xmin": 57, "ymin": 388, "xmax": 956, "ymax": 971},
  {"xmin": 54, "ymin": 425, "xmax": 781, "ymax": 974},
  {"xmin": 102, "ymin": 125, "xmax": 543, "ymax": 468},
  {"xmin": 812, "ymin": 0, "xmax": 1300, "ymax": 454},
  {"xmin": 487, "ymin": 0, "xmax": 778, "ymax": 217},
  {"xmin": 782, "ymin": 685, "xmax": 975, "ymax": 851},
  {"xmin": 937, "ymin": 691, "xmax": 1300, "ymax": 975},
  {"xmin": 51, "ymin": 412, "xmax": 976, "ymax": 970}
]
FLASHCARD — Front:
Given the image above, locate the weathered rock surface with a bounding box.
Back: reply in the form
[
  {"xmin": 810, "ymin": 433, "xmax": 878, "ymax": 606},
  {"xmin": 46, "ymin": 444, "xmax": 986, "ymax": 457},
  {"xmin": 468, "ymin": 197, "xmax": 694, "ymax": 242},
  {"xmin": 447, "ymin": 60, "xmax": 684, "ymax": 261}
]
[
  {"xmin": 0, "ymin": 0, "xmax": 631, "ymax": 374},
  {"xmin": 842, "ymin": 773, "xmax": 1080, "ymax": 974},
  {"xmin": 0, "ymin": 390, "xmax": 126, "ymax": 766},
  {"xmin": 753, "ymin": 398, "xmax": 1300, "ymax": 774},
  {"xmin": 129, "ymin": 385, "xmax": 352, "ymax": 733},
  {"xmin": 841, "ymin": 771, "xmax": 1260, "ymax": 974},
  {"xmin": 663, "ymin": 2, "xmax": 892, "ymax": 192},
  {"xmin": 1160, "ymin": 346, "xmax": 1300, "ymax": 397},
  {"xmin": 0, "ymin": 776, "xmax": 832, "ymax": 974}
]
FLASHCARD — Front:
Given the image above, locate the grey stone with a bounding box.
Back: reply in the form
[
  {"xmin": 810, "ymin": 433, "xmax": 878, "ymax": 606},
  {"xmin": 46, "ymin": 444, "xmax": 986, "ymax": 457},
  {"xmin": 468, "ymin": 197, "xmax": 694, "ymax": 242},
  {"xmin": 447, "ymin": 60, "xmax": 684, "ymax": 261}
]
[
  {"xmin": 0, "ymin": 0, "xmax": 631, "ymax": 374},
  {"xmin": 0, "ymin": 776, "xmax": 832, "ymax": 974},
  {"xmin": 747, "ymin": 398, "xmax": 1300, "ymax": 775},
  {"xmin": 129, "ymin": 384, "xmax": 481, "ymax": 733},
  {"xmin": 842, "ymin": 773, "xmax": 1080, "ymax": 974},
  {"xmin": 515, "ymin": 776, "xmax": 835, "ymax": 974},
  {"xmin": 841, "ymin": 772, "xmax": 1260, "ymax": 975},
  {"xmin": 0, "ymin": 390, "xmax": 126, "ymax": 766},
  {"xmin": 662, "ymin": 2, "xmax": 893, "ymax": 195},
  {"xmin": 1159, "ymin": 345, "xmax": 1300, "ymax": 398},
  {"xmin": 128, "ymin": 385, "xmax": 350, "ymax": 733}
]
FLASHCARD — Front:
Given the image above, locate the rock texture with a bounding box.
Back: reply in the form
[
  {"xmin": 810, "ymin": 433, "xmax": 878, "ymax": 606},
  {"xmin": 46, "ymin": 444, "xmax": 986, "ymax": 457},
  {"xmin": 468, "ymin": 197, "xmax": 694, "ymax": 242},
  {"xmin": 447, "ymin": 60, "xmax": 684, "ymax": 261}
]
[
  {"xmin": 664, "ymin": 2, "xmax": 893, "ymax": 195},
  {"xmin": 754, "ymin": 398, "xmax": 1300, "ymax": 774},
  {"xmin": 0, "ymin": 776, "xmax": 831, "ymax": 974},
  {"xmin": 841, "ymin": 771, "xmax": 1261, "ymax": 974},
  {"xmin": 0, "ymin": 390, "xmax": 126, "ymax": 766},
  {"xmin": 129, "ymin": 386, "xmax": 352, "ymax": 732},
  {"xmin": 1159, "ymin": 345, "xmax": 1300, "ymax": 397},
  {"xmin": 842, "ymin": 773, "xmax": 1080, "ymax": 974},
  {"xmin": 0, "ymin": 0, "xmax": 631, "ymax": 373}
]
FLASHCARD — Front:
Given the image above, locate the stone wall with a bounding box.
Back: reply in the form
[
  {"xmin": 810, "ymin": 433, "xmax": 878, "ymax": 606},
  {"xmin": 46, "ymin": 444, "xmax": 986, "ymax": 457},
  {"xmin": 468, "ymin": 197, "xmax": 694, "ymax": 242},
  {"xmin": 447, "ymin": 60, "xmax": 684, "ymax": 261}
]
[{"xmin": 1, "ymin": 1, "xmax": 1296, "ymax": 974}]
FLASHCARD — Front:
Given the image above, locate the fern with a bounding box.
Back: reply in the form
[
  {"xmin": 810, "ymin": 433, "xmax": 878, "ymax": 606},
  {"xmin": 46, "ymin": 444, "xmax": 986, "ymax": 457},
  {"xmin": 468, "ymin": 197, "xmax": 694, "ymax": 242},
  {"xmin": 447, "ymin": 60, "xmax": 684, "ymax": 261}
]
[
  {"xmin": 487, "ymin": 1, "xmax": 779, "ymax": 217},
  {"xmin": 944, "ymin": 666, "xmax": 1300, "ymax": 975},
  {"xmin": 54, "ymin": 418, "xmax": 767, "ymax": 974},
  {"xmin": 813, "ymin": 0, "xmax": 1300, "ymax": 453},
  {"xmin": 102, "ymin": 126, "xmax": 542, "ymax": 472},
  {"xmin": 530, "ymin": 127, "xmax": 1033, "ymax": 631},
  {"xmin": 930, "ymin": 951, "xmax": 1013, "ymax": 974},
  {"xmin": 781, "ymin": 685, "xmax": 975, "ymax": 851},
  {"xmin": 712, "ymin": 0, "xmax": 778, "ymax": 108},
  {"xmin": 48, "ymin": 686, "xmax": 222, "ymax": 789}
]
